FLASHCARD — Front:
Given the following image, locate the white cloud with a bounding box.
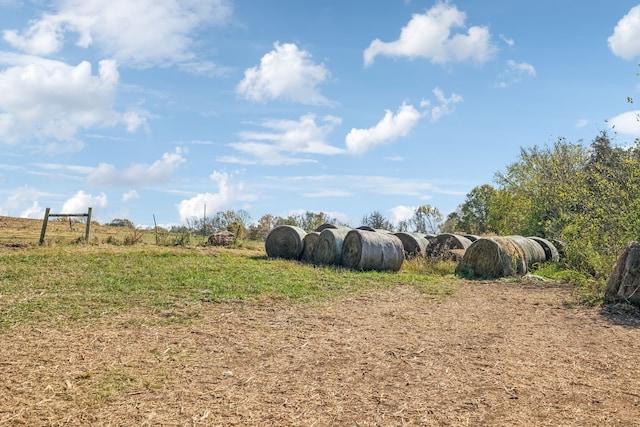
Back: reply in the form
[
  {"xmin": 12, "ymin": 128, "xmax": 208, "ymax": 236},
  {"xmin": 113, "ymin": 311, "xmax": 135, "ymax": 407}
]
[
  {"xmin": 3, "ymin": 0, "xmax": 233, "ymax": 68},
  {"xmin": 0, "ymin": 186, "xmax": 44, "ymax": 218},
  {"xmin": 177, "ymin": 171, "xmax": 246, "ymax": 222},
  {"xmin": 86, "ymin": 147, "xmax": 186, "ymax": 187},
  {"xmin": 221, "ymin": 114, "xmax": 344, "ymax": 165},
  {"xmin": 500, "ymin": 34, "xmax": 514, "ymax": 47},
  {"xmin": 423, "ymin": 87, "xmax": 463, "ymax": 121},
  {"xmin": 364, "ymin": 2, "xmax": 497, "ymax": 66},
  {"xmin": 608, "ymin": 5, "xmax": 640, "ymax": 60},
  {"xmin": 390, "ymin": 205, "xmax": 416, "ymax": 224},
  {"xmin": 345, "ymin": 102, "xmax": 421, "ymax": 154},
  {"xmin": 0, "ymin": 57, "xmax": 146, "ymax": 150},
  {"xmin": 62, "ymin": 190, "xmax": 108, "ymax": 213},
  {"xmin": 122, "ymin": 190, "xmax": 140, "ymax": 202},
  {"xmin": 236, "ymin": 42, "xmax": 333, "ymax": 105},
  {"xmin": 608, "ymin": 110, "xmax": 640, "ymax": 136},
  {"xmin": 495, "ymin": 60, "xmax": 536, "ymax": 88}
]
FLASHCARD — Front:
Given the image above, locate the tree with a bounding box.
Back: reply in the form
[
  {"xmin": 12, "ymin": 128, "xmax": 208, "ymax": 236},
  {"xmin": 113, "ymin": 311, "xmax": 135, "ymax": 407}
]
[
  {"xmin": 297, "ymin": 211, "xmax": 337, "ymax": 231},
  {"xmin": 411, "ymin": 205, "xmax": 442, "ymax": 234},
  {"xmin": 360, "ymin": 210, "xmax": 394, "ymax": 231},
  {"xmin": 494, "ymin": 138, "xmax": 589, "ymax": 237},
  {"xmin": 247, "ymin": 214, "xmax": 278, "ymax": 240},
  {"xmin": 440, "ymin": 209, "xmax": 461, "ymax": 234},
  {"xmin": 106, "ymin": 218, "xmax": 134, "ymax": 228},
  {"xmin": 455, "ymin": 185, "xmax": 497, "ymax": 235}
]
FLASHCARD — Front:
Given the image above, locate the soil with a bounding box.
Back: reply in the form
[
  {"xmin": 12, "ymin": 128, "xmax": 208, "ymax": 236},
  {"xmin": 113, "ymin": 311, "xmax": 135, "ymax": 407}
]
[{"xmin": 2, "ymin": 280, "xmax": 640, "ymax": 426}]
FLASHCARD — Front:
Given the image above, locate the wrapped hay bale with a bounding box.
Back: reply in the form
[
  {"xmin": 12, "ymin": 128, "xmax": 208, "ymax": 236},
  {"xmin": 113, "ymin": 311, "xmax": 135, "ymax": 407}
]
[
  {"xmin": 393, "ymin": 232, "xmax": 429, "ymax": 258},
  {"xmin": 528, "ymin": 236, "xmax": 560, "ymax": 263},
  {"xmin": 300, "ymin": 231, "xmax": 320, "ymax": 263},
  {"xmin": 605, "ymin": 241, "xmax": 640, "ymax": 306},
  {"xmin": 456, "ymin": 236, "xmax": 527, "ymax": 279},
  {"xmin": 313, "ymin": 227, "xmax": 351, "ymax": 266},
  {"xmin": 427, "ymin": 233, "xmax": 473, "ymax": 259},
  {"xmin": 265, "ymin": 225, "xmax": 306, "ymax": 260},
  {"xmin": 356, "ymin": 226, "xmax": 392, "ymax": 234},
  {"xmin": 341, "ymin": 229, "xmax": 404, "ymax": 272},
  {"xmin": 507, "ymin": 235, "xmax": 547, "ymax": 267},
  {"xmin": 315, "ymin": 223, "xmax": 339, "ymax": 232}
]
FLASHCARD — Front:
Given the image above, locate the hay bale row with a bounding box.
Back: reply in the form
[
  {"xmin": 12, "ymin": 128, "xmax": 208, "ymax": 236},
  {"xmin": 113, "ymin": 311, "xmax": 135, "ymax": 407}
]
[
  {"xmin": 456, "ymin": 235, "xmax": 561, "ymax": 279},
  {"xmin": 265, "ymin": 225, "xmax": 404, "ymax": 272}
]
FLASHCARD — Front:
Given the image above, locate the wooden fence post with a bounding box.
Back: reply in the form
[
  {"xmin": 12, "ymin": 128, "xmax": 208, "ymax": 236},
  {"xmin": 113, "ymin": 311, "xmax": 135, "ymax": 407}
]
[
  {"xmin": 85, "ymin": 207, "xmax": 92, "ymax": 242},
  {"xmin": 39, "ymin": 207, "xmax": 51, "ymax": 245}
]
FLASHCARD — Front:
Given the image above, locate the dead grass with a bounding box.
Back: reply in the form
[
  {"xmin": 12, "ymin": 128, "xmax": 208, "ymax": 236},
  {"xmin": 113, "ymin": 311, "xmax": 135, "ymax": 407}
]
[
  {"xmin": 2, "ymin": 282, "xmax": 640, "ymax": 426},
  {"xmin": 2, "ymin": 216, "xmax": 640, "ymax": 425}
]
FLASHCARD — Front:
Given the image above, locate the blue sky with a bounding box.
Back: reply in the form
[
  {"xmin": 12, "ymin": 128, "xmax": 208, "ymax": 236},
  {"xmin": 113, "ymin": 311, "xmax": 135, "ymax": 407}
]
[{"xmin": 1, "ymin": 0, "xmax": 640, "ymax": 229}]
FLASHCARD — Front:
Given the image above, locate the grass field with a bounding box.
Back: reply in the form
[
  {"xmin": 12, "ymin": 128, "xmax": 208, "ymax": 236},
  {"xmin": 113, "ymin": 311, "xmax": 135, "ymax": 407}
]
[
  {"xmin": 0, "ymin": 216, "xmax": 457, "ymax": 329},
  {"xmin": 2, "ymin": 215, "xmax": 640, "ymax": 426}
]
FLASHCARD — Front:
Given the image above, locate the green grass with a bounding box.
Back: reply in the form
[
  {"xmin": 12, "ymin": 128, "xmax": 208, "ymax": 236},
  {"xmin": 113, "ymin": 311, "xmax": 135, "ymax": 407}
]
[{"xmin": 0, "ymin": 245, "xmax": 459, "ymax": 328}]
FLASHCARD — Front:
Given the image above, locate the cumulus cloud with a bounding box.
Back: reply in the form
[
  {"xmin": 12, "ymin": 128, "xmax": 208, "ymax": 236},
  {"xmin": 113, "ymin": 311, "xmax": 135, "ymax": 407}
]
[
  {"xmin": 177, "ymin": 171, "xmax": 245, "ymax": 222},
  {"xmin": 236, "ymin": 42, "xmax": 333, "ymax": 105},
  {"xmin": 345, "ymin": 103, "xmax": 422, "ymax": 154},
  {"xmin": 494, "ymin": 60, "xmax": 536, "ymax": 88},
  {"xmin": 364, "ymin": 1, "xmax": 497, "ymax": 66},
  {"xmin": 220, "ymin": 114, "xmax": 344, "ymax": 165},
  {"xmin": 3, "ymin": 0, "xmax": 232, "ymax": 68},
  {"xmin": 86, "ymin": 147, "xmax": 186, "ymax": 187},
  {"xmin": 390, "ymin": 205, "xmax": 416, "ymax": 224},
  {"xmin": 122, "ymin": 189, "xmax": 140, "ymax": 202},
  {"xmin": 0, "ymin": 56, "xmax": 147, "ymax": 150},
  {"xmin": 62, "ymin": 190, "xmax": 108, "ymax": 213},
  {"xmin": 0, "ymin": 186, "xmax": 44, "ymax": 218},
  {"xmin": 608, "ymin": 5, "xmax": 640, "ymax": 60},
  {"xmin": 608, "ymin": 111, "xmax": 640, "ymax": 136}
]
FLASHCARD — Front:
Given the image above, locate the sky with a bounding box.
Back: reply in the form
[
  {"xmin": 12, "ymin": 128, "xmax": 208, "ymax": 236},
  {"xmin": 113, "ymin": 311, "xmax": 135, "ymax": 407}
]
[{"xmin": 1, "ymin": 0, "xmax": 640, "ymax": 229}]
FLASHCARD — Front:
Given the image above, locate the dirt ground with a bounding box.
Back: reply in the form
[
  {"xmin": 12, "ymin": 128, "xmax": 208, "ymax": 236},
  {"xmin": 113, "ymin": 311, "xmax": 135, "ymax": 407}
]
[{"xmin": 2, "ymin": 280, "xmax": 640, "ymax": 426}]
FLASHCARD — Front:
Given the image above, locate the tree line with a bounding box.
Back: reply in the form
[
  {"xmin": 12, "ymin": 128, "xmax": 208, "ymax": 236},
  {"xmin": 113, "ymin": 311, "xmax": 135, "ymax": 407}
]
[{"xmin": 442, "ymin": 131, "xmax": 640, "ymax": 278}]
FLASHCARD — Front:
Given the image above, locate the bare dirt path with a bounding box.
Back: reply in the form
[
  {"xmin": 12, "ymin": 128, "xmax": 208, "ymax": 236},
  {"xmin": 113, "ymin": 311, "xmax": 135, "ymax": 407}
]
[{"xmin": 2, "ymin": 280, "xmax": 640, "ymax": 426}]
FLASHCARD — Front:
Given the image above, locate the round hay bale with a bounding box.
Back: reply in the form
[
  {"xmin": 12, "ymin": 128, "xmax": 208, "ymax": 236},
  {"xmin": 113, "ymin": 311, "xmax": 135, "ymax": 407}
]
[
  {"xmin": 605, "ymin": 241, "xmax": 640, "ymax": 305},
  {"xmin": 393, "ymin": 232, "xmax": 429, "ymax": 258},
  {"xmin": 341, "ymin": 229, "xmax": 404, "ymax": 272},
  {"xmin": 427, "ymin": 233, "xmax": 473, "ymax": 258},
  {"xmin": 315, "ymin": 223, "xmax": 338, "ymax": 232},
  {"xmin": 300, "ymin": 231, "xmax": 320, "ymax": 263},
  {"xmin": 528, "ymin": 236, "xmax": 560, "ymax": 263},
  {"xmin": 463, "ymin": 234, "xmax": 480, "ymax": 242},
  {"xmin": 265, "ymin": 225, "xmax": 306, "ymax": 260},
  {"xmin": 506, "ymin": 235, "xmax": 547, "ymax": 267},
  {"xmin": 313, "ymin": 227, "xmax": 351, "ymax": 266},
  {"xmin": 456, "ymin": 236, "xmax": 527, "ymax": 279}
]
